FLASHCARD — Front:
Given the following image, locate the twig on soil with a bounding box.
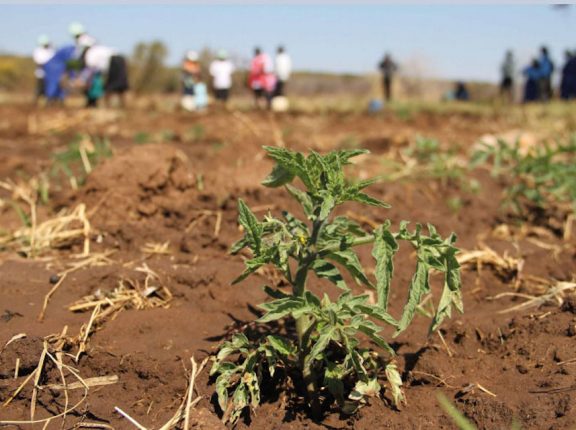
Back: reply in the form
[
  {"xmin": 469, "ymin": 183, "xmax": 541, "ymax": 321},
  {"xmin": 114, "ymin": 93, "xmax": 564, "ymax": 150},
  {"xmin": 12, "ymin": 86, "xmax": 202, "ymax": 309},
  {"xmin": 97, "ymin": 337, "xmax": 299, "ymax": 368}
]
[
  {"xmin": 115, "ymin": 356, "xmax": 209, "ymax": 430},
  {"xmin": 437, "ymin": 331, "xmax": 454, "ymax": 357},
  {"xmin": 141, "ymin": 241, "xmax": 171, "ymax": 255},
  {"xmin": 491, "ymin": 280, "xmax": 576, "ymax": 314},
  {"xmin": 114, "ymin": 407, "xmax": 149, "ymax": 430},
  {"xmin": 1, "ymin": 332, "xmax": 98, "ymax": 427},
  {"xmin": 0, "ymin": 203, "xmax": 92, "ymax": 257},
  {"xmin": 185, "ymin": 210, "xmax": 223, "ymax": 238},
  {"xmin": 0, "ymin": 333, "xmax": 26, "ymax": 355},
  {"xmin": 457, "ymin": 245, "xmax": 524, "ymax": 286}
]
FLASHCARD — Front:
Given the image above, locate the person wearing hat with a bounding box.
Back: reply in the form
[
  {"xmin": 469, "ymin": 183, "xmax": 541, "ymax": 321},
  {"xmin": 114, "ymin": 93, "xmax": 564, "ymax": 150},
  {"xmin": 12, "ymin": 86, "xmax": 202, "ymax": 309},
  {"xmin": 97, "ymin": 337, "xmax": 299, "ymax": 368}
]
[
  {"xmin": 181, "ymin": 51, "xmax": 201, "ymax": 111},
  {"xmin": 209, "ymin": 50, "xmax": 235, "ymax": 106},
  {"xmin": 33, "ymin": 35, "xmax": 55, "ymax": 104}
]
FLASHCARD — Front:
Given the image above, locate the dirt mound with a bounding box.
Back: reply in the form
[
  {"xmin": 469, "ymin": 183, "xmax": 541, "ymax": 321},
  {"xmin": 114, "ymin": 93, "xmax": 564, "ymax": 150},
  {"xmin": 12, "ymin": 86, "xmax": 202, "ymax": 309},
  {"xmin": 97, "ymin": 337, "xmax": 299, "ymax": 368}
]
[{"xmin": 63, "ymin": 144, "xmax": 206, "ymax": 248}]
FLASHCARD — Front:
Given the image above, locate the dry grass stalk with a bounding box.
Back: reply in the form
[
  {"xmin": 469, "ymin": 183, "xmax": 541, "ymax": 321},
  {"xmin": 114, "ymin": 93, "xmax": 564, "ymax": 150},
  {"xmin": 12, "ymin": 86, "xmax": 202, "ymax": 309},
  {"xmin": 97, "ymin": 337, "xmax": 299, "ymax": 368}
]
[
  {"xmin": 141, "ymin": 241, "xmax": 171, "ymax": 255},
  {"xmin": 0, "ymin": 329, "xmax": 114, "ymax": 427},
  {"xmin": 493, "ymin": 279, "xmax": 576, "ymax": 314},
  {"xmin": 67, "ymin": 269, "xmax": 172, "ymax": 354},
  {"xmin": 115, "ymin": 356, "xmax": 209, "ymax": 430},
  {"xmin": 42, "ymin": 375, "xmax": 119, "ymax": 391},
  {"xmin": 0, "ymin": 203, "xmax": 91, "ymax": 257},
  {"xmin": 457, "ymin": 245, "xmax": 524, "ymax": 283},
  {"xmin": 185, "ymin": 210, "xmax": 223, "ymax": 237},
  {"xmin": 0, "ymin": 333, "xmax": 26, "ymax": 355},
  {"xmin": 39, "ymin": 251, "xmax": 115, "ymax": 321}
]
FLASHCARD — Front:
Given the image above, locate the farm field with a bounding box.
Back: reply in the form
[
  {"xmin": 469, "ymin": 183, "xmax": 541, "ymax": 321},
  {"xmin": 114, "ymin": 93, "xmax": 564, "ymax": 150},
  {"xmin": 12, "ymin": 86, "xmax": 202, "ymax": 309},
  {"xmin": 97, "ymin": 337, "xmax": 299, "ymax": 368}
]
[{"xmin": 0, "ymin": 101, "xmax": 575, "ymax": 429}]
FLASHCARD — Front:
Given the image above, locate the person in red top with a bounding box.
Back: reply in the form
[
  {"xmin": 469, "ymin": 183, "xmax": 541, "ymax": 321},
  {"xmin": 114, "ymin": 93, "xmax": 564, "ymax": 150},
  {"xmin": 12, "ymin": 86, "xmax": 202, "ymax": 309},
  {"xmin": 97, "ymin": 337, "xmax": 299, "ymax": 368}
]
[{"xmin": 249, "ymin": 47, "xmax": 276, "ymax": 109}]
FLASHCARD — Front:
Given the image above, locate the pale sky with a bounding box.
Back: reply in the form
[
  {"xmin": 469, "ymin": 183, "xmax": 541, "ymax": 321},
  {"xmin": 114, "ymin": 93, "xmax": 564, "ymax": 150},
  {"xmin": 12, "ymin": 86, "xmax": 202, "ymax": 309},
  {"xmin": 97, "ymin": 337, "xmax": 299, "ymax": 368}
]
[{"xmin": 1, "ymin": 4, "xmax": 575, "ymax": 82}]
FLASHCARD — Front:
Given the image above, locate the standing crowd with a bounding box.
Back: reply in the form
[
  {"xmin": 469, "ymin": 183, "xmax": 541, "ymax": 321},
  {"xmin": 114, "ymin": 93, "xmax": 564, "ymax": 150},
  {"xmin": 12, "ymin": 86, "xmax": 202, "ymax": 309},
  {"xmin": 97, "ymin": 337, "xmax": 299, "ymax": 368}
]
[
  {"xmin": 501, "ymin": 46, "xmax": 576, "ymax": 103},
  {"xmin": 179, "ymin": 45, "xmax": 292, "ymax": 111},
  {"xmin": 33, "ymin": 22, "xmax": 129, "ymax": 107}
]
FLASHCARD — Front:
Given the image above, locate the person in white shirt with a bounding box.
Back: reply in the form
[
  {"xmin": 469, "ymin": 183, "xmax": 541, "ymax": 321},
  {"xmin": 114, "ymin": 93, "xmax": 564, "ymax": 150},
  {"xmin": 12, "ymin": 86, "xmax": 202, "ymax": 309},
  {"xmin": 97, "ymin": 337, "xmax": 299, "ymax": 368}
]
[
  {"xmin": 209, "ymin": 50, "xmax": 235, "ymax": 105},
  {"xmin": 274, "ymin": 46, "xmax": 292, "ymax": 97},
  {"xmin": 33, "ymin": 35, "xmax": 54, "ymax": 103}
]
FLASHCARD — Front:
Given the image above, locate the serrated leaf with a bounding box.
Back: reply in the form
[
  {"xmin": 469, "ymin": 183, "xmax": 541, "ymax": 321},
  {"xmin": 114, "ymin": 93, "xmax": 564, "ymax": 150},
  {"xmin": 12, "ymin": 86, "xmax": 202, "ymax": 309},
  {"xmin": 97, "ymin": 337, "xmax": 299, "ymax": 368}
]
[
  {"xmin": 232, "ymin": 255, "xmax": 267, "ymax": 284},
  {"xmin": 257, "ymin": 297, "xmax": 305, "ymax": 323},
  {"xmin": 237, "ymin": 199, "xmax": 262, "ymax": 254},
  {"xmin": 311, "ymin": 259, "xmax": 348, "ymax": 290},
  {"xmin": 351, "ymin": 192, "xmax": 391, "ymax": 208},
  {"xmin": 285, "ymin": 184, "xmax": 314, "ymax": 218},
  {"xmin": 395, "ymin": 260, "xmax": 430, "ymax": 336},
  {"xmin": 372, "ymin": 223, "xmax": 399, "ymax": 311},
  {"xmin": 305, "ymin": 328, "xmax": 334, "ymax": 368},
  {"xmin": 430, "ymin": 253, "xmax": 463, "ymax": 332},
  {"xmin": 266, "ymin": 335, "xmax": 295, "ymax": 356},
  {"xmin": 319, "ymin": 193, "xmax": 335, "ymax": 220},
  {"xmin": 262, "ymin": 164, "xmax": 295, "ymax": 187},
  {"xmin": 326, "ymin": 250, "xmax": 373, "ymax": 288},
  {"xmin": 357, "ymin": 323, "xmax": 395, "ymax": 356}
]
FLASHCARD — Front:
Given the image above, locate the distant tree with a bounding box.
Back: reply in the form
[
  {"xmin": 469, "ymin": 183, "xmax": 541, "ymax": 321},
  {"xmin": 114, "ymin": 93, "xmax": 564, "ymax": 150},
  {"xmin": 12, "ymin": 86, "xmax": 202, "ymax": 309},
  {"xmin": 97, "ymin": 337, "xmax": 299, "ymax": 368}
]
[{"xmin": 130, "ymin": 40, "xmax": 170, "ymax": 94}]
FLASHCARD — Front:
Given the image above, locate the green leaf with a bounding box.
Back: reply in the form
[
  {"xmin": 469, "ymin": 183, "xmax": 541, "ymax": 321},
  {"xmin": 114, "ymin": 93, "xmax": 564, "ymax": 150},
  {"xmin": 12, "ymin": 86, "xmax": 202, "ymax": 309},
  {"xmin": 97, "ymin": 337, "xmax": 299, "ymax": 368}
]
[
  {"xmin": 266, "ymin": 335, "xmax": 295, "ymax": 356},
  {"xmin": 237, "ymin": 199, "xmax": 262, "ymax": 254},
  {"xmin": 372, "ymin": 223, "xmax": 399, "ymax": 311},
  {"xmin": 305, "ymin": 327, "xmax": 334, "ymax": 367},
  {"xmin": 257, "ymin": 297, "xmax": 305, "ymax": 323},
  {"xmin": 263, "ymin": 146, "xmax": 314, "ymax": 191},
  {"xmin": 215, "ymin": 373, "xmax": 231, "ymax": 412},
  {"xmin": 395, "ymin": 260, "xmax": 430, "ymax": 336},
  {"xmin": 324, "ymin": 363, "xmax": 346, "ymax": 403},
  {"xmin": 262, "ymin": 164, "xmax": 295, "ymax": 187},
  {"xmin": 319, "ymin": 193, "xmax": 335, "ymax": 220},
  {"xmin": 357, "ymin": 323, "xmax": 395, "ymax": 356},
  {"xmin": 430, "ymin": 253, "xmax": 463, "ymax": 332},
  {"xmin": 351, "ymin": 192, "xmax": 391, "ymax": 208},
  {"xmin": 285, "ymin": 184, "xmax": 314, "ymax": 218},
  {"xmin": 326, "ymin": 250, "xmax": 373, "ymax": 288},
  {"xmin": 311, "ymin": 259, "xmax": 348, "ymax": 290},
  {"xmin": 231, "ymin": 255, "xmax": 267, "ymax": 284}
]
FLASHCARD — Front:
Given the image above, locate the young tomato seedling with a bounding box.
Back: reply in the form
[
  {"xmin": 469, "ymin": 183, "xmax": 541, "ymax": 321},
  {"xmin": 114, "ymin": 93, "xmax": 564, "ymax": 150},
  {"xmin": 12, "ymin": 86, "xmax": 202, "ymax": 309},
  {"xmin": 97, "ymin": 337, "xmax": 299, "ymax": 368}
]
[{"xmin": 211, "ymin": 147, "xmax": 463, "ymax": 424}]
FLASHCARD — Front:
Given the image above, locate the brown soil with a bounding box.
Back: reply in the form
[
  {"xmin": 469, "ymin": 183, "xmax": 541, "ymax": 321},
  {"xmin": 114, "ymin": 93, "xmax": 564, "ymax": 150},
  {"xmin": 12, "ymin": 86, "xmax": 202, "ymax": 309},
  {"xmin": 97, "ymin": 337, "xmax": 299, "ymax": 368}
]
[{"xmin": 0, "ymin": 104, "xmax": 574, "ymax": 429}]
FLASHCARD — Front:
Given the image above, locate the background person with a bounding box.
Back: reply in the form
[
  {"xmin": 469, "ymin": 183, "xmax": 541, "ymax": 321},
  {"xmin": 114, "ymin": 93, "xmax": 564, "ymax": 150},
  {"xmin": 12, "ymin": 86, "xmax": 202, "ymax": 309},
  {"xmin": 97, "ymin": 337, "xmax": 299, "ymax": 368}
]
[
  {"xmin": 538, "ymin": 46, "xmax": 554, "ymax": 101},
  {"xmin": 500, "ymin": 50, "xmax": 515, "ymax": 103},
  {"xmin": 378, "ymin": 53, "xmax": 398, "ymax": 102},
  {"xmin": 33, "ymin": 35, "xmax": 54, "ymax": 104},
  {"xmin": 248, "ymin": 47, "xmax": 274, "ymax": 109},
  {"xmin": 523, "ymin": 59, "xmax": 541, "ymax": 103},
  {"xmin": 560, "ymin": 50, "xmax": 576, "ymax": 100},
  {"xmin": 181, "ymin": 51, "xmax": 201, "ymax": 111},
  {"xmin": 209, "ymin": 50, "xmax": 235, "ymax": 106},
  {"xmin": 274, "ymin": 45, "xmax": 292, "ymax": 97}
]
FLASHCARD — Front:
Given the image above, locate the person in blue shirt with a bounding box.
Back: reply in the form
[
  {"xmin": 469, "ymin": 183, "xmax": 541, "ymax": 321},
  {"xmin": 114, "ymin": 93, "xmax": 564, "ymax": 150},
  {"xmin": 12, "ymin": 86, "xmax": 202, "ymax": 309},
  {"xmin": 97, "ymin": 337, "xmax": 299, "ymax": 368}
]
[
  {"xmin": 560, "ymin": 50, "xmax": 576, "ymax": 100},
  {"xmin": 523, "ymin": 59, "xmax": 541, "ymax": 103},
  {"xmin": 538, "ymin": 46, "xmax": 554, "ymax": 101}
]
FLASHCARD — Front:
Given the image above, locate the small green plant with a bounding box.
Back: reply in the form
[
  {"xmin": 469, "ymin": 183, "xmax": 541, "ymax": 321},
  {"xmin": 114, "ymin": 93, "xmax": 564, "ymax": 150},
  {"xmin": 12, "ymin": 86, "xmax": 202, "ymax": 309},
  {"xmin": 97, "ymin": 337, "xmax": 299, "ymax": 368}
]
[
  {"xmin": 211, "ymin": 147, "xmax": 463, "ymax": 423},
  {"xmin": 383, "ymin": 136, "xmax": 478, "ymax": 193},
  {"xmin": 51, "ymin": 135, "xmax": 112, "ymax": 188},
  {"xmin": 471, "ymin": 136, "xmax": 576, "ymax": 214},
  {"xmin": 134, "ymin": 131, "xmax": 151, "ymax": 145}
]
